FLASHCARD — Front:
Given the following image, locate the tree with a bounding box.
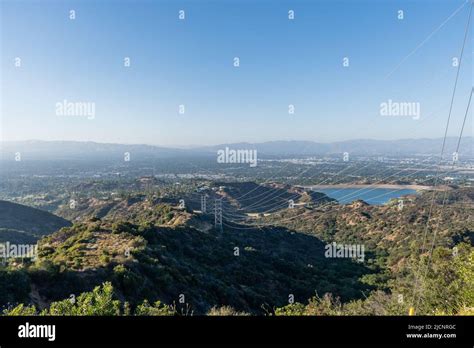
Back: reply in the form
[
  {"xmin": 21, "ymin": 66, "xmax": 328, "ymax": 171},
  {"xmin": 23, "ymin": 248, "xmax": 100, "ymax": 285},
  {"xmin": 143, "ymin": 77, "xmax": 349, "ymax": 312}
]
[{"xmin": 47, "ymin": 282, "xmax": 121, "ymax": 315}]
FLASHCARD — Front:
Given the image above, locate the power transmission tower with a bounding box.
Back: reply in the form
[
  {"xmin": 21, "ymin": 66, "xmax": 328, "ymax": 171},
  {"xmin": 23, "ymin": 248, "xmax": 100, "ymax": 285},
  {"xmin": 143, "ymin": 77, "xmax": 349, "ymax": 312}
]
[
  {"xmin": 214, "ymin": 198, "xmax": 222, "ymax": 232},
  {"xmin": 201, "ymin": 194, "xmax": 207, "ymax": 213}
]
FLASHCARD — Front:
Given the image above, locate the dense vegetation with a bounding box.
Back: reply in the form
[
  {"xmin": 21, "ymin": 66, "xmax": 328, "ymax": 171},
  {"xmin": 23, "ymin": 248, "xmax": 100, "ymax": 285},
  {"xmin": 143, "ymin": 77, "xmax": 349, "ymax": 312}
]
[{"xmin": 0, "ymin": 184, "xmax": 472, "ymax": 316}]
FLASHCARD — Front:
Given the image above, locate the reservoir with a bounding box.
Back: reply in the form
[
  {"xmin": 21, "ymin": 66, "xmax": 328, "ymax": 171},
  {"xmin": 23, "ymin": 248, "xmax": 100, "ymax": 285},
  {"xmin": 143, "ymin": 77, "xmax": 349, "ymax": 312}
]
[{"xmin": 313, "ymin": 187, "xmax": 418, "ymax": 205}]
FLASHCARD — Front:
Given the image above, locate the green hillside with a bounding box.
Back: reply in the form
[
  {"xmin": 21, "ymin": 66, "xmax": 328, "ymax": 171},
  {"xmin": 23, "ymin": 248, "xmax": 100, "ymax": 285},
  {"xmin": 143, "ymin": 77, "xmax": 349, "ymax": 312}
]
[
  {"xmin": 0, "ymin": 187, "xmax": 472, "ymax": 316},
  {"xmin": 0, "ymin": 200, "xmax": 71, "ymax": 244}
]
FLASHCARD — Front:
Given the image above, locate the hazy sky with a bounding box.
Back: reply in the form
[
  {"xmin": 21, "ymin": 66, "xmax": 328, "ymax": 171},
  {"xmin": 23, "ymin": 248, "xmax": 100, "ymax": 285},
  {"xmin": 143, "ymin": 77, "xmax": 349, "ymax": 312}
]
[{"xmin": 1, "ymin": 0, "xmax": 472, "ymax": 146}]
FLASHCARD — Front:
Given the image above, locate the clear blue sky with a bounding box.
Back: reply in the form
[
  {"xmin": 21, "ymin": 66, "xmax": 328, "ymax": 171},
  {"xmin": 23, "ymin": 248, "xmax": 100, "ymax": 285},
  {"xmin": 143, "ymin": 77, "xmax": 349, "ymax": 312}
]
[{"xmin": 1, "ymin": 0, "xmax": 472, "ymax": 146}]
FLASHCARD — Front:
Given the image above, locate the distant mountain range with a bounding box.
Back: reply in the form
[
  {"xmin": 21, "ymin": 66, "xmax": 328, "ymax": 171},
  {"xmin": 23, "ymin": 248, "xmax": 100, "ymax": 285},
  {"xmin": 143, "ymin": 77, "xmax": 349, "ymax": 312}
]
[
  {"xmin": 0, "ymin": 137, "xmax": 472, "ymax": 160},
  {"xmin": 197, "ymin": 137, "xmax": 473, "ymax": 157},
  {"xmin": 0, "ymin": 140, "xmax": 189, "ymax": 161}
]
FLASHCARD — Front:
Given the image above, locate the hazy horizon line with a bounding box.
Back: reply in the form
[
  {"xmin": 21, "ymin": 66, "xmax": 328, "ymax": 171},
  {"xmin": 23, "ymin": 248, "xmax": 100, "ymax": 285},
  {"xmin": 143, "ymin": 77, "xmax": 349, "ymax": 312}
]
[{"xmin": 0, "ymin": 136, "xmax": 470, "ymax": 149}]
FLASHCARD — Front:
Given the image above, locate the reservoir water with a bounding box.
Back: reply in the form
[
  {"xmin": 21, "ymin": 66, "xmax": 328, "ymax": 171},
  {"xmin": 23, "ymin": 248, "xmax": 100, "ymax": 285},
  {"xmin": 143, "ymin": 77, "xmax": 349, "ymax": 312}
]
[{"xmin": 314, "ymin": 188, "xmax": 418, "ymax": 205}]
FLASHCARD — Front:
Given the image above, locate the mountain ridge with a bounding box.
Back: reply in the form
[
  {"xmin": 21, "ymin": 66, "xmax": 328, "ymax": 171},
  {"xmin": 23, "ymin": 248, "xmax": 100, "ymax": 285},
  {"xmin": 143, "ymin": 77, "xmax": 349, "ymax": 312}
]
[
  {"xmin": 1, "ymin": 137, "xmax": 472, "ymax": 159},
  {"xmin": 0, "ymin": 200, "xmax": 71, "ymax": 244}
]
